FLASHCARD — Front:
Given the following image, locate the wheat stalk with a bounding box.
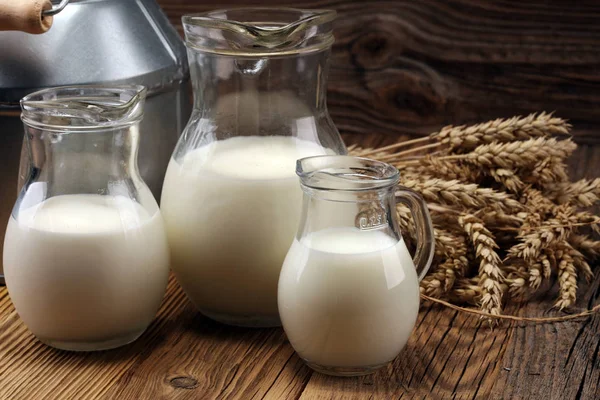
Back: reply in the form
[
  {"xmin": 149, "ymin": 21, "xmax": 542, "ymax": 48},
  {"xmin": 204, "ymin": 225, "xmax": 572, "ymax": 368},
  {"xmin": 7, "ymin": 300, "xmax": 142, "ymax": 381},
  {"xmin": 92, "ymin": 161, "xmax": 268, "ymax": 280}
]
[
  {"xmin": 355, "ymin": 136, "xmax": 432, "ymax": 157},
  {"xmin": 431, "ymin": 112, "xmax": 570, "ymax": 152},
  {"xmin": 545, "ymin": 178, "xmax": 600, "ymax": 207},
  {"xmin": 422, "ymin": 227, "xmax": 470, "ymax": 296},
  {"xmin": 520, "ymin": 187, "xmax": 556, "ymax": 216},
  {"xmin": 554, "ymin": 244, "xmax": 578, "ymax": 309},
  {"xmin": 450, "ymin": 277, "xmax": 481, "ymax": 305},
  {"xmin": 459, "ymin": 214, "xmax": 504, "ymax": 316},
  {"xmin": 458, "ymin": 138, "xmax": 577, "ymax": 170},
  {"xmin": 528, "ymin": 261, "xmax": 543, "ymax": 290},
  {"xmin": 502, "ymin": 265, "xmax": 533, "ymax": 300},
  {"xmin": 476, "ymin": 209, "xmax": 525, "ymax": 229},
  {"xmin": 395, "ymin": 137, "xmax": 577, "ymax": 169},
  {"xmin": 569, "ymin": 235, "xmax": 600, "ymax": 260},
  {"xmin": 433, "ymin": 228, "xmax": 461, "ymax": 258},
  {"xmin": 407, "ymin": 156, "xmax": 480, "ymax": 183},
  {"xmin": 401, "ymin": 177, "xmax": 524, "ymax": 212},
  {"xmin": 508, "ymin": 204, "xmax": 574, "ymax": 262},
  {"xmin": 519, "ymin": 157, "xmax": 570, "ymax": 189},
  {"xmin": 421, "ymin": 263, "xmax": 453, "ymax": 297},
  {"xmin": 489, "ymin": 168, "xmax": 525, "ymax": 194},
  {"xmin": 565, "ymin": 244, "xmax": 595, "ymax": 283}
]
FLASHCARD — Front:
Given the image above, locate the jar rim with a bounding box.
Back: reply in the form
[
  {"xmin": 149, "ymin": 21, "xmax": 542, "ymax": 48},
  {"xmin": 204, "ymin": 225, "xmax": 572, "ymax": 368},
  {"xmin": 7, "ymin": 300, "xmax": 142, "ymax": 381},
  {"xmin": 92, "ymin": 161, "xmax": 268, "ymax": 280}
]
[
  {"xmin": 20, "ymin": 85, "xmax": 147, "ymax": 131},
  {"xmin": 182, "ymin": 8, "xmax": 336, "ymax": 56},
  {"xmin": 297, "ymin": 156, "xmax": 400, "ymax": 192}
]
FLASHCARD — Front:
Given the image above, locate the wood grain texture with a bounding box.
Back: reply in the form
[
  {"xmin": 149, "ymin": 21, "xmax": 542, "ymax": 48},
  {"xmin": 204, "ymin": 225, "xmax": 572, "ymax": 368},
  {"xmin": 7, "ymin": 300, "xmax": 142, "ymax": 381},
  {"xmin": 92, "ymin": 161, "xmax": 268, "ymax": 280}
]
[
  {"xmin": 0, "ymin": 138, "xmax": 599, "ymax": 400},
  {"xmin": 159, "ymin": 0, "xmax": 600, "ymax": 144}
]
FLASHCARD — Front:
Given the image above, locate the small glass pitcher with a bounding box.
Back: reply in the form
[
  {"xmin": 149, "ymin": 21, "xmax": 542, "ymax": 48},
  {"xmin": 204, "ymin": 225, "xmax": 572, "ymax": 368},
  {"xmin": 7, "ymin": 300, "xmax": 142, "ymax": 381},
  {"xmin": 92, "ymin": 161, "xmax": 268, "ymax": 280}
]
[
  {"xmin": 161, "ymin": 8, "xmax": 346, "ymax": 327},
  {"xmin": 278, "ymin": 156, "xmax": 435, "ymax": 376},
  {"xmin": 3, "ymin": 86, "xmax": 170, "ymax": 351}
]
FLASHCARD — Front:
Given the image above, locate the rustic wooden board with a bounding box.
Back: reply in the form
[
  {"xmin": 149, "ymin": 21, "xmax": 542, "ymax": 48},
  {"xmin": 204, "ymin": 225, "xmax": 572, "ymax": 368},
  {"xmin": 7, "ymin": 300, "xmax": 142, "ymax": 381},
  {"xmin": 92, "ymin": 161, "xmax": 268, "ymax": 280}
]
[
  {"xmin": 158, "ymin": 0, "xmax": 600, "ymax": 144},
  {"xmin": 0, "ymin": 140, "xmax": 598, "ymax": 400}
]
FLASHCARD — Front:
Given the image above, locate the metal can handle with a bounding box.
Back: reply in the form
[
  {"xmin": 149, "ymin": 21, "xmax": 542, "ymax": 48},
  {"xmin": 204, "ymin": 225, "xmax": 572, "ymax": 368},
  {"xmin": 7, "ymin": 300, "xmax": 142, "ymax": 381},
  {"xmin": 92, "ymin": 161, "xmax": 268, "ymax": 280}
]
[{"xmin": 43, "ymin": 0, "xmax": 69, "ymax": 16}]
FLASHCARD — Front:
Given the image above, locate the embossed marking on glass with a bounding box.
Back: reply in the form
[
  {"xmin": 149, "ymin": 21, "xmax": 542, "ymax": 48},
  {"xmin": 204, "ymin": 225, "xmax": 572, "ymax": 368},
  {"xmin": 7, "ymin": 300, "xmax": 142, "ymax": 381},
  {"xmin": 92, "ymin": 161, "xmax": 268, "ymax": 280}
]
[
  {"xmin": 161, "ymin": 8, "xmax": 346, "ymax": 327},
  {"xmin": 278, "ymin": 155, "xmax": 435, "ymax": 376}
]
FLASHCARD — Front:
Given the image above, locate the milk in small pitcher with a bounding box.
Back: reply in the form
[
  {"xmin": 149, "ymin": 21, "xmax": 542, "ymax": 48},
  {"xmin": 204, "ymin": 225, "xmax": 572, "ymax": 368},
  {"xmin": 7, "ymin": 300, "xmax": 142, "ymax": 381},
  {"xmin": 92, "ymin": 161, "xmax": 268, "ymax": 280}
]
[{"xmin": 279, "ymin": 228, "xmax": 420, "ymax": 369}]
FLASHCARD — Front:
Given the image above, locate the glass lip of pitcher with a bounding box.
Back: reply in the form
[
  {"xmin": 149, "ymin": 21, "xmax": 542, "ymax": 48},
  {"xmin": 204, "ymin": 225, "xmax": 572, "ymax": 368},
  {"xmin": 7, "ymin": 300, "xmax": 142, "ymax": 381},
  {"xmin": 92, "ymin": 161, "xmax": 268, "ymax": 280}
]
[
  {"xmin": 20, "ymin": 85, "xmax": 147, "ymax": 132},
  {"xmin": 182, "ymin": 7, "xmax": 336, "ymax": 56},
  {"xmin": 297, "ymin": 155, "xmax": 400, "ymax": 192}
]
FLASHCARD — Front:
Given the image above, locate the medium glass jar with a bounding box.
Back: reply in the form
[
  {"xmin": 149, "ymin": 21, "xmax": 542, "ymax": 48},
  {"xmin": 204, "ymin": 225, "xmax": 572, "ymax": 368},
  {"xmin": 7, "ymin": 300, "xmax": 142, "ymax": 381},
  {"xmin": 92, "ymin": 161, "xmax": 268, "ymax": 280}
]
[
  {"xmin": 3, "ymin": 86, "xmax": 170, "ymax": 351},
  {"xmin": 161, "ymin": 8, "xmax": 346, "ymax": 327}
]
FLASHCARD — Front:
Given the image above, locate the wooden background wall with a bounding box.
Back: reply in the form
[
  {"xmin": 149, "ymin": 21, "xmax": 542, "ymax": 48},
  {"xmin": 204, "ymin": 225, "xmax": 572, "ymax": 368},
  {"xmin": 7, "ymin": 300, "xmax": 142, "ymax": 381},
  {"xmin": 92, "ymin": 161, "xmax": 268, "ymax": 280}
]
[{"xmin": 157, "ymin": 0, "xmax": 600, "ymax": 144}]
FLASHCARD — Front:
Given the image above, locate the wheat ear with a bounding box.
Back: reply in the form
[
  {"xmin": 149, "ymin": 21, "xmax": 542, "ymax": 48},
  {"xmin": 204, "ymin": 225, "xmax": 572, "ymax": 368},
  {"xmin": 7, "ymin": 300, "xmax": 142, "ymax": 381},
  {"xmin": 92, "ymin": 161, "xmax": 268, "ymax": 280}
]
[
  {"xmin": 489, "ymin": 168, "xmax": 525, "ymax": 193},
  {"xmin": 545, "ymin": 178, "xmax": 600, "ymax": 208},
  {"xmin": 569, "ymin": 235, "xmax": 600, "ymax": 260},
  {"xmin": 459, "ymin": 214, "xmax": 504, "ymax": 316},
  {"xmin": 450, "ymin": 277, "xmax": 481, "ymax": 305},
  {"xmin": 401, "ymin": 177, "xmax": 523, "ymax": 212},
  {"xmin": 508, "ymin": 204, "xmax": 574, "ymax": 262},
  {"xmin": 555, "ymin": 244, "xmax": 578, "ymax": 310},
  {"xmin": 431, "ymin": 112, "xmax": 570, "ymax": 151},
  {"xmin": 459, "ymin": 138, "xmax": 577, "ymax": 171},
  {"xmin": 410, "ymin": 156, "xmax": 481, "ymax": 183}
]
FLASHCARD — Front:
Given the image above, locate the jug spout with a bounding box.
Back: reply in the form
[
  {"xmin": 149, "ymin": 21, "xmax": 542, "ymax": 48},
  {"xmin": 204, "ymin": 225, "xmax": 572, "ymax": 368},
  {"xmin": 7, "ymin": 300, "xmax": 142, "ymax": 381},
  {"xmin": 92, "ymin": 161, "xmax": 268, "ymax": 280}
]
[
  {"xmin": 20, "ymin": 86, "xmax": 147, "ymax": 129},
  {"xmin": 183, "ymin": 8, "xmax": 336, "ymax": 55}
]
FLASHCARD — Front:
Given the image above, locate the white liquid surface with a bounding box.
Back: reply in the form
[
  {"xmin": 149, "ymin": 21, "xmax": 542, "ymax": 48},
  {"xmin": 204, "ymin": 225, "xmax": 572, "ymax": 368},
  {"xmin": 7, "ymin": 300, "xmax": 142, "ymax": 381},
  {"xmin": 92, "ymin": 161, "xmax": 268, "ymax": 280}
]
[
  {"xmin": 278, "ymin": 228, "xmax": 420, "ymax": 368},
  {"xmin": 3, "ymin": 195, "xmax": 170, "ymax": 347},
  {"xmin": 160, "ymin": 136, "xmax": 332, "ymax": 324}
]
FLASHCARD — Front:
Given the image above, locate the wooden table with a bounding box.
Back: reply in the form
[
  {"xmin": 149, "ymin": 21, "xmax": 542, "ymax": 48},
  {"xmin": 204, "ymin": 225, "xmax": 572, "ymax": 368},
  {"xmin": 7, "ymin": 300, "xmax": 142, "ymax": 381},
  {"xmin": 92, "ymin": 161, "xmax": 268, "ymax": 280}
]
[
  {"xmin": 0, "ymin": 134, "xmax": 599, "ymax": 399},
  {"xmin": 2, "ymin": 1, "xmax": 600, "ymax": 398}
]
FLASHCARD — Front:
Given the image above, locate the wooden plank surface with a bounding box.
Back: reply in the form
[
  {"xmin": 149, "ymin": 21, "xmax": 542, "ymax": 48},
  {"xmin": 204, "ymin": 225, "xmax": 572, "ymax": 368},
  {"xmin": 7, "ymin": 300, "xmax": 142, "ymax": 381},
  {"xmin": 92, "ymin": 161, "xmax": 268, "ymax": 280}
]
[{"xmin": 0, "ymin": 138, "xmax": 599, "ymax": 400}]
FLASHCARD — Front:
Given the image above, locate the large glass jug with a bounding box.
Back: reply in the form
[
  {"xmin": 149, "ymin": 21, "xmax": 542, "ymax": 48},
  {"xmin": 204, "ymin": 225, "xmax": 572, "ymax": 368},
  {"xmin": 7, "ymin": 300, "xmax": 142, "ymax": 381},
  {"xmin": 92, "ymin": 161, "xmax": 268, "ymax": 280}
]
[
  {"xmin": 3, "ymin": 86, "xmax": 170, "ymax": 351},
  {"xmin": 161, "ymin": 8, "xmax": 346, "ymax": 327}
]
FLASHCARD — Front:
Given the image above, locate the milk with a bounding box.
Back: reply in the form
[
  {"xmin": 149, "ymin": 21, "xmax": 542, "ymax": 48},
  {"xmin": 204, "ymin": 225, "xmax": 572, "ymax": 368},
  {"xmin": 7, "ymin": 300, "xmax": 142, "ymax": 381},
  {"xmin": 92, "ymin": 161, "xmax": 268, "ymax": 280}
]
[
  {"xmin": 160, "ymin": 136, "xmax": 332, "ymax": 326},
  {"xmin": 3, "ymin": 194, "xmax": 170, "ymax": 350},
  {"xmin": 278, "ymin": 227, "xmax": 420, "ymax": 369}
]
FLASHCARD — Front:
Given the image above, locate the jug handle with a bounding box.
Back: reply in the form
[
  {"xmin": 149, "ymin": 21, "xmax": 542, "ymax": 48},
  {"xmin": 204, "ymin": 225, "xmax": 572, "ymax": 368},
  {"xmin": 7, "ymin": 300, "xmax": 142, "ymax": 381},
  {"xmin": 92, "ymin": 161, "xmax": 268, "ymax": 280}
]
[{"xmin": 395, "ymin": 187, "xmax": 435, "ymax": 281}]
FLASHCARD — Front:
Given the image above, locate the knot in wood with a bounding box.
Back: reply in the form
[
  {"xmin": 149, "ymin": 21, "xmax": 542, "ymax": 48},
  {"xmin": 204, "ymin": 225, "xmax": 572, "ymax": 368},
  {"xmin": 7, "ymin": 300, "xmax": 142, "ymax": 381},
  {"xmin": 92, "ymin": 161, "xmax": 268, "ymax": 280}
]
[
  {"xmin": 169, "ymin": 376, "xmax": 198, "ymax": 389},
  {"xmin": 352, "ymin": 31, "xmax": 399, "ymax": 69}
]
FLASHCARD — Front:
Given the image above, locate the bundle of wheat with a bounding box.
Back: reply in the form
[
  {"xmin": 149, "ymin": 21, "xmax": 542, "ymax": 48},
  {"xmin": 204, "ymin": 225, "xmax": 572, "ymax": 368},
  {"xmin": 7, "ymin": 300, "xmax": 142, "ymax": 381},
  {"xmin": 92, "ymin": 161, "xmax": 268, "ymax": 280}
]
[{"xmin": 349, "ymin": 113, "xmax": 600, "ymax": 317}]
